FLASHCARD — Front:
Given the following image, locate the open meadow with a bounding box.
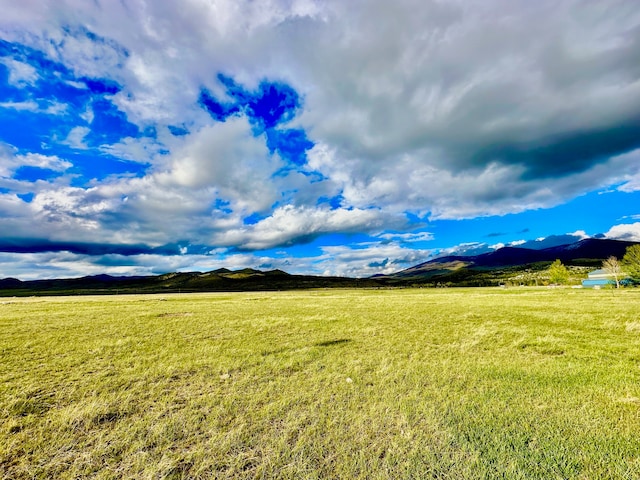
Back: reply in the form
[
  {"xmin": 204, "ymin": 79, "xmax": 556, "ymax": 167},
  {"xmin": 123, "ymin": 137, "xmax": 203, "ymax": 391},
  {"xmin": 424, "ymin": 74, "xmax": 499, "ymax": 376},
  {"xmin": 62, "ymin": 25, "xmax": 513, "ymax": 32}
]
[{"xmin": 1, "ymin": 288, "xmax": 639, "ymax": 479}]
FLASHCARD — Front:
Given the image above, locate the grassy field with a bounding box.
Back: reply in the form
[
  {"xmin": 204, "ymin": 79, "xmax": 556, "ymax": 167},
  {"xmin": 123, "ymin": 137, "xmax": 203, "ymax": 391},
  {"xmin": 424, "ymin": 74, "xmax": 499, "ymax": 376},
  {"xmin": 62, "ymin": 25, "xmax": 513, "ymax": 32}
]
[{"xmin": 1, "ymin": 288, "xmax": 639, "ymax": 479}]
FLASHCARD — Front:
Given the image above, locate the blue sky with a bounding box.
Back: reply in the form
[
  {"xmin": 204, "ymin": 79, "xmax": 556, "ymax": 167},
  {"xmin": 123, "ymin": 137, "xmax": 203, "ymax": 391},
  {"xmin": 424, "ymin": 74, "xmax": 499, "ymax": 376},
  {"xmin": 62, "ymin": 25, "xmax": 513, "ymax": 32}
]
[{"xmin": 1, "ymin": 0, "xmax": 640, "ymax": 280}]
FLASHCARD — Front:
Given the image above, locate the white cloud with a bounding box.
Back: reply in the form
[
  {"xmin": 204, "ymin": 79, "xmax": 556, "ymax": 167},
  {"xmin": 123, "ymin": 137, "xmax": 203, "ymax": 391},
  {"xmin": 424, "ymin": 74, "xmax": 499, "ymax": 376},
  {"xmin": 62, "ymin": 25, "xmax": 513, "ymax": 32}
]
[
  {"xmin": 0, "ymin": 57, "xmax": 39, "ymax": 86},
  {"xmin": 0, "ymin": 148, "xmax": 72, "ymax": 177},
  {"xmin": 0, "ymin": 100, "xmax": 39, "ymax": 111},
  {"xmin": 79, "ymin": 105, "xmax": 94, "ymax": 124},
  {"xmin": 21, "ymin": 153, "xmax": 72, "ymax": 172},
  {"xmin": 0, "ymin": 192, "xmax": 27, "ymax": 216},
  {"xmin": 317, "ymin": 243, "xmax": 430, "ymax": 277},
  {"xmin": 159, "ymin": 117, "xmax": 278, "ymax": 212},
  {"xmin": 31, "ymin": 187, "xmax": 111, "ymax": 232},
  {"xmin": 307, "ymin": 142, "xmax": 640, "ymax": 221},
  {"xmin": 62, "ymin": 126, "xmax": 91, "ymax": 149},
  {"xmin": 0, "ymin": 100, "xmax": 67, "ymax": 115},
  {"xmin": 619, "ymin": 177, "xmax": 640, "ymax": 193},
  {"xmin": 99, "ymin": 136, "xmax": 167, "ymax": 164},
  {"xmin": 214, "ymin": 204, "xmax": 388, "ymax": 250},
  {"xmin": 432, "ymin": 242, "xmax": 493, "ymax": 258},
  {"xmin": 604, "ymin": 222, "xmax": 640, "ymax": 242},
  {"xmin": 377, "ymin": 232, "xmax": 434, "ymax": 243},
  {"xmin": 568, "ymin": 230, "xmax": 589, "ymax": 239}
]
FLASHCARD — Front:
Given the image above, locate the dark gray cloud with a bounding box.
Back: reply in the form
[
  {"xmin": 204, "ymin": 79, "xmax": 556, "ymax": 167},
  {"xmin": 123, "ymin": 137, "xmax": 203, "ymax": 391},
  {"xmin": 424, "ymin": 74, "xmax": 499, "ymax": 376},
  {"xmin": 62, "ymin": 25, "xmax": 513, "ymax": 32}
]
[
  {"xmin": 0, "ymin": 238, "xmax": 184, "ymax": 256},
  {"xmin": 469, "ymin": 116, "xmax": 640, "ymax": 179}
]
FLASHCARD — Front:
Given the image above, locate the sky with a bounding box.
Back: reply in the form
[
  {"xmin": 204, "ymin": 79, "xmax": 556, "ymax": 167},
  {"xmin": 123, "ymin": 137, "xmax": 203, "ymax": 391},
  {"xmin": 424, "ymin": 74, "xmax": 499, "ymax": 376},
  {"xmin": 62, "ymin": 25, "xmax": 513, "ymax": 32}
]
[{"xmin": 1, "ymin": 0, "xmax": 640, "ymax": 280}]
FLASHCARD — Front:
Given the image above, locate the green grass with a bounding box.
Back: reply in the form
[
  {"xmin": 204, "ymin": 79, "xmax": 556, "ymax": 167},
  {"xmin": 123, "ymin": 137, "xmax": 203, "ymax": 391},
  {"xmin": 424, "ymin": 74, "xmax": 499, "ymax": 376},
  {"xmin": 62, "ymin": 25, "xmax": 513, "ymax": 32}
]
[{"xmin": 1, "ymin": 288, "xmax": 639, "ymax": 479}]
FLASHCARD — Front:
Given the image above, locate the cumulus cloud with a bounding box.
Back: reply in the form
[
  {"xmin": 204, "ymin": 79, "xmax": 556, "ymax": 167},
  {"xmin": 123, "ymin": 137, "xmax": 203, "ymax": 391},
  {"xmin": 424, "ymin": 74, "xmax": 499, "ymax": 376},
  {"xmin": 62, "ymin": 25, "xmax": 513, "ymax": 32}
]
[
  {"xmin": 214, "ymin": 205, "xmax": 389, "ymax": 250},
  {"xmin": 5, "ymin": 1, "xmax": 640, "ymax": 212},
  {"xmin": 0, "ymin": 148, "xmax": 72, "ymax": 177},
  {"xmin": 604, "ymin": 222, "xmax": 640, "ymax": 242},
  {"xmin": 159, "ymin": 117, "xmax": 278, "ymax": 211}
]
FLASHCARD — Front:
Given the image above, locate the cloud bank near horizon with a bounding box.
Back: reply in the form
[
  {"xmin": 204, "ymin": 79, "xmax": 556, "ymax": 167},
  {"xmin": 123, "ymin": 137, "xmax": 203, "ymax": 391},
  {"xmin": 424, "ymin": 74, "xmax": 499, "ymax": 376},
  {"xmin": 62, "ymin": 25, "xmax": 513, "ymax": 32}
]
[{"xmin": 1, "ymin": 1, "xmax": 640, "ymax": 279}]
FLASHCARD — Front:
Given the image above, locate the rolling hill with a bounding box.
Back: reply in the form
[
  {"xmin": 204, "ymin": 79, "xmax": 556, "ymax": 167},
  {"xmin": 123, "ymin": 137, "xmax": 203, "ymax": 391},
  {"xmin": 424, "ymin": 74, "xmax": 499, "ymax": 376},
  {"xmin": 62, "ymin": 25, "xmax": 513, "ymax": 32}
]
[{"xmin": 0, "ymin": 268, "xmax": 383, "ymax": 296}]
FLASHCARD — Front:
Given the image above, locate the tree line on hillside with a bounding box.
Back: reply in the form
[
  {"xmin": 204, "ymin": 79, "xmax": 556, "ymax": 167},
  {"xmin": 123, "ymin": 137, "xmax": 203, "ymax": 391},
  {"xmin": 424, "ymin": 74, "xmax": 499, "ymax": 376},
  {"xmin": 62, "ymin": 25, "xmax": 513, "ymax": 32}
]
[{"xmin": 550, "ymin": 244, "xmax": 640, "ymax": 288}]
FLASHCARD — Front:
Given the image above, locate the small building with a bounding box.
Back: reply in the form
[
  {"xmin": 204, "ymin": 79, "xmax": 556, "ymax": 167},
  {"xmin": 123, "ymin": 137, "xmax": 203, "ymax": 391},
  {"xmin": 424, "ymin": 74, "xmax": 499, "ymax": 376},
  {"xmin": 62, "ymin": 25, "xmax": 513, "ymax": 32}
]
[{"xmin": 582, "ymin": 269, "xmax": 618, "ymax": 288}]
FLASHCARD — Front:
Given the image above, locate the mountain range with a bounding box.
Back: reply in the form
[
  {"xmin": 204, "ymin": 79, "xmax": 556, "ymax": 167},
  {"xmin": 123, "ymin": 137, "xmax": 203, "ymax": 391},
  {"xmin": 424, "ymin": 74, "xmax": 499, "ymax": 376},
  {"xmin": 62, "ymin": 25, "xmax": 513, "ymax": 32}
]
[
  {"xmin": 1, "ymin": 238, "xmax": 637, "ymax": 295},
  {"xmin": 380, "ymin": 238, "xmax": 637, "ymax": 280}
]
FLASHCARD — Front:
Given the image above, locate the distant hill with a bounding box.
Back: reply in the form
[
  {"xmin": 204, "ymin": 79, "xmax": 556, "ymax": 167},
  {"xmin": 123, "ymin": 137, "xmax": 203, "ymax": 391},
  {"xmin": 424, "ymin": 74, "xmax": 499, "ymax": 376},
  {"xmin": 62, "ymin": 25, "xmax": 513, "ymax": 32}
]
[
  {"xmin": 379, "ymin": 238, "xmax": 639, "ymax": 283},
  {"xmin": 0, "ymin": 268, "xmax": 382, "ymax": 296}
]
